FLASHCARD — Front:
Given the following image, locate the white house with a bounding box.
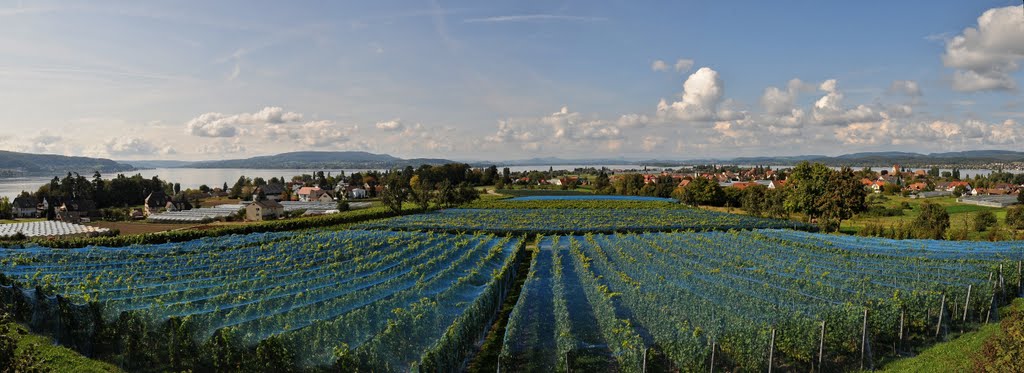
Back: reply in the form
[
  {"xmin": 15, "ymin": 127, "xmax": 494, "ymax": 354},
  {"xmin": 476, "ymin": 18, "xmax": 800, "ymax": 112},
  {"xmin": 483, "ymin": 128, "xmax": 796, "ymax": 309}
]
[{"xmin": 349, "ymin": 188, "xmax": 367, "ymax": 199}]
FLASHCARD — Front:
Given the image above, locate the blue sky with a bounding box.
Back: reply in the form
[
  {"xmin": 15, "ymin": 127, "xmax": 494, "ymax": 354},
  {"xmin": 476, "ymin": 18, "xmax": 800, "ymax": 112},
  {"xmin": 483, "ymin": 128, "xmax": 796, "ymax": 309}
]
[{"xmin": 0, "ymin": 0, "xmax": 1022, "ymax": 161}]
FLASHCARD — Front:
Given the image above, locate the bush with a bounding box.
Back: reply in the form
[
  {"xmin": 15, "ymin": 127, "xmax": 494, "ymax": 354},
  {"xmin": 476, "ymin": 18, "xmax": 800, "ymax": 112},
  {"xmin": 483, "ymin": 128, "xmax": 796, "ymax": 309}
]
[
  {"xmin": 1007, "ymin": 206, "xmax": 1024, "ymax": 230},
  {"xmin": 913, "ymin": 202, "xmax": 949, "ymax": 239},
  {"xmin": 860, "ymin": 206, "xmax": 904, "ymax": 218},
  {"xmin": 974, "ymin": 210, "xmax": 997, "ymax": 232},
  {"xmin": 974, "ymin": 300, "xmax": 1024, "ymax": 372}
]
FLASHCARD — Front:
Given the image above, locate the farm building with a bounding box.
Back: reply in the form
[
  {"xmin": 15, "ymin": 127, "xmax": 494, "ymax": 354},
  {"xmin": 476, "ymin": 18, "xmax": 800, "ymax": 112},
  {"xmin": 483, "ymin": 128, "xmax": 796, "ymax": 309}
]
[
  {"xmin": 246, "ymin": 199, "xmax": 284, "ymax": 221},
  {"xmin": 11, "ymin": 196, "xmax": 38, "ymax": 218},
  {"xmin": 957, "ymin": 195, "xmax": 1019, "ymax": 208}
]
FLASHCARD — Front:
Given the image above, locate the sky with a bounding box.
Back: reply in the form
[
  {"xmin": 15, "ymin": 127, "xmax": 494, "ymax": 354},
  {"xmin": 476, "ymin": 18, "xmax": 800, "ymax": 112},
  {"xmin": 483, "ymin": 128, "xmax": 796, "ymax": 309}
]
[{"xmin": 0, "ymin": 0, "xmax": 1022, "ymax": 162}]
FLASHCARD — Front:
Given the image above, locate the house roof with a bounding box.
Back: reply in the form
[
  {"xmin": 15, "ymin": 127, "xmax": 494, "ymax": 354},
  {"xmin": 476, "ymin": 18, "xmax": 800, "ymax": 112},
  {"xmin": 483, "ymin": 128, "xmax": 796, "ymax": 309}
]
[
  {"xmin": 252, "ymin": 199, "xmax": 283, "ymax": 208},
  {"xmin": 297, "ymin": 186, "xmax": 321, "ymax": 195},
  {"xmin": 261, "ymin": 183, "xmax": 285, "ymax": 195},
  {"xmin": 12, "ymin": 196, "xmax": 36, "ymax": 209}
]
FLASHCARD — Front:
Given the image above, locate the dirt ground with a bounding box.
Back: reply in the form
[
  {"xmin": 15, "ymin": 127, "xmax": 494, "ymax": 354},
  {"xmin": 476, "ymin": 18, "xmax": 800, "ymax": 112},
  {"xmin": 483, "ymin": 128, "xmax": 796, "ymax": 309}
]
[{"xmin": 87, "ymin": 221, "xmax": 197, "ymax": 235}]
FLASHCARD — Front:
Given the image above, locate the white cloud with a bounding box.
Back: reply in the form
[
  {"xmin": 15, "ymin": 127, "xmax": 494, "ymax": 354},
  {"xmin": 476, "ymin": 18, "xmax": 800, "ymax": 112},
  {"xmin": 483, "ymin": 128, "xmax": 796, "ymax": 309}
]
[
  {"xmin": 375, "ymin": 119, "xmax": 404, "ymax": 131},
  {"xmin": 265, "ymin": 120, "xmax": 355, "ymax": 147},
  {"xmin": 651, "ymin": 60, "xmax": 669, "ymax": 72},
  {"xmin": 674, "ymin": 59, "xmax": 694, "ymax": 73},
  {"xmin": 888, "ymin": 80, "xmax": 922, "ymax": 97},
  {"xmin": 101, "ymin": 137, "xmax": 176, "ymax": 157},
  {"xmin": 656, "ymin": 67, "xmax": 728, "ymax": 122},
  {"xmin": 942, "ymin": 5, "xmax": 1024, "ymax": 91},
  {"xmin": 810, "ymin": 79, "xmax": 883, "ymax": 126},
  {"xmin": 185, "ymin": 106, "xmax": 304, "ymax": 138}
]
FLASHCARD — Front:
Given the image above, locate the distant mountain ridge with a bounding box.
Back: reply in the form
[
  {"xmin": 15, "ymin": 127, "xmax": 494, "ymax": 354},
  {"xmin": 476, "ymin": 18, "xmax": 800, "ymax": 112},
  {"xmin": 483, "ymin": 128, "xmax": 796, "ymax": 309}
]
[
  {"xmin": 186, "ymin": 151, "xmax": 457, "ymax": 169},
  {"xmin": 0, "ymin": 150, "xmax": 134, "ymax": 176}
]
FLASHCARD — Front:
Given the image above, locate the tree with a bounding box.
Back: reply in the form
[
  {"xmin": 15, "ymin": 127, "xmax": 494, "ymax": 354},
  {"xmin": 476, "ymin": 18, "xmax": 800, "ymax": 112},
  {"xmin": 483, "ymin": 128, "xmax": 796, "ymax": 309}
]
[
  {"xmin": 974, "ymin": 210, "xmax": 997, "ymax": 232},
  {"xmin": 380, "ymin": 172, "xmax": 410, "ymax": 213},
  {"xmin": 409, "ymin": 175, "xmax": 432, "ymax": 211},
  {"xmin": 784, "ymin": 162, "xmax": 833, "ymax": 220},
  {"xmin": 593, "ymin": 170, "xmax": 612, "ymax": 194},
  {"xmin": 1018, "ymin": 192, "xmax": 1024, "ymax": 205},
  {"xmin": 742, "ymin": 184, "xmax": 769, "ymax": 217},
  {"xmin": 952, "ymin": 185, "xmax": 967, "ymax": 197},
  {"xmin": 482, "ymin": 165, "xmax": 498, "ymax": 185},
  {"xmin": 882, "ymin": 183, "xmax": 901, "ymax": 195},
  {"xmin": 199, "ymin": 184, "xmax": 211, "ymax": 193},
  {"xmin": 222, "ymin": 182, "xmax": 229, "ymax": 192},
  {"xmin": 229, "ymin": 176, "xmax": 247, "ymax": 199},
  {"xmin": 614, "ymin": 174, "xmax": 645, "ymax": 196},
  {"xmin": 913, "ymin": 202, "xmax": 950, "ymax": 239},
  {"xmin": 0, "ymin": 197, "xmax": 11, "ymax": 219},
  {"xmin": 336, "ymin": 200, "xmax": 350, "ymax": 212},
  {"xmin": 817, "ymin": 167, "xmax": 868, "ymax": 232},
  {"xmin": 1006, "ymin": 205, "xmax": 1024, "ymax": 230},
  {"xmin": 673, "ymin": 177, "xmax": 723, "ymax": 206}
]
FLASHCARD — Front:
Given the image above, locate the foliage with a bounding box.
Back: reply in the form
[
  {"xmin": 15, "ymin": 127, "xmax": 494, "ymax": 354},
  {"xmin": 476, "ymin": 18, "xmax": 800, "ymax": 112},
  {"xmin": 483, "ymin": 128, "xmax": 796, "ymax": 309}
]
[
  {"xmin": 357, "ymin": 207, "xmax": 814, "ymax": 234},
  {"xmin": 1006, "ymin": 206, "xmax": 1024, "ymax": 230},
  {"xmin": 499, "ymin": 231, "xmax": 1023, "ymax": 372},
  {"xmin": 673, "ymin": 177, "xmax": 723, "ymax": 206},
  {"xmin": 974, "ymin": 299, "xmax": 1024, "ymax": 372},
  {"xmin": 0, "ymin": 231, "xmax": 524, "ymax": 371},
  {"xmin": 973, "ymin": 210, "xmax": 997, "ymax": 232},
  {"xmin": 913, "ymin": 202, "xmax": 950, "ymax": 239}
]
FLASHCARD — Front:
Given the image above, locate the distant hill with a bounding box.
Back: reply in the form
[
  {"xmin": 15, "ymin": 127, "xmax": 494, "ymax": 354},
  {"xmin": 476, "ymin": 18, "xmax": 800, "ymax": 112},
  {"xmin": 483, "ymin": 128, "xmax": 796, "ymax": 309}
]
[
  {"xmin": 120, "ymin": 160, "xmax": 195, "ymax": 169},
  {"xmin": 187, "ymin": 151, "xmax": 458, "ymax": 169},
  {"xmin": 0, "ymin": 150, "xmax": 134, "ymax": 176}
]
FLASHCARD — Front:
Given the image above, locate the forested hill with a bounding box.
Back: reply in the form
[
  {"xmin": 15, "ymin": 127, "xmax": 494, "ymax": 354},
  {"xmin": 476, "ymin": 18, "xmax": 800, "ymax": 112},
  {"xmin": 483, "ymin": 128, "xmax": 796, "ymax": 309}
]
[
  {"xmin": 0, "ymin": 150, "xmax": 134, "ymax": 176},
  {"xmin": 186, "ymin": 151, "xmax": 456, "ymax": 169},
  {"xmin": 643, "ymin": 150, "xmax": 1024, "ymax": 168}
]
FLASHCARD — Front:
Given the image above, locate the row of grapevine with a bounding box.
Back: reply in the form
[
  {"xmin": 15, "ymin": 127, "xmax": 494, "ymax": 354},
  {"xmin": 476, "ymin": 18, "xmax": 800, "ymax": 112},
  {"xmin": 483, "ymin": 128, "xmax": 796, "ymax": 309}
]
[
  {"xmin": 357, "ymin": 207, "xmax": 814, "ymax": 234},
  {"xmin": 0, "ymin": 230, "xmax": 524, "ymax": 371},
  {"xmin": 499, "ymin": 231, "xmax": 1024, "ymax": 372}
]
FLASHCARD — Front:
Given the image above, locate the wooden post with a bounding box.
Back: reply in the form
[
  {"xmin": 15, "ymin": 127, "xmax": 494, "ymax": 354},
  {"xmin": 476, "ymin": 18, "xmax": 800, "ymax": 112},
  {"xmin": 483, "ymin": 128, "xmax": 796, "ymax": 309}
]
[
  {"xmin": 642, "ymin": 347, "xmax": 647, "ymax": 373},
  {"xmin": 898, "ymin": 310, "xmax": 905, "ymax": 353},
  {"xmin": 935, "ymin": 294, "xmax": 946, "ymax": 338},
  {"xmin": 986, "ymin": 294, "xmax": 995, "ymax": 323},
  {"xmin": 860, "ymin": 308, "xmax": 869, "ymax": 371},
  {"xmin": 818, "ymin": 320, "xmax": 826, "ymax": 372},
  {"xmin": 963, "ymin": 284, "xmax": 972, "ymax": 322},
  {"xmin": 768, "ymin": 328, "xmax": 776, "ymax": 373},
  {"xmin": 710, "ymin": 339, "xmax": 716, "ymax": 373}
]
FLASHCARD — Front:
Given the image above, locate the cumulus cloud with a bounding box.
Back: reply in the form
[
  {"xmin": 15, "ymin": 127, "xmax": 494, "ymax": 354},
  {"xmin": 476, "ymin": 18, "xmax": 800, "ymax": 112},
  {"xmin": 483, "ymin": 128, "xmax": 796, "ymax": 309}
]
[
  {"xmin": 651, "ymin": 60, "xmax": 669, "ymax": 72},
  {"xmin": 833, "ymin": 117, "xmax": 1023, "ymax": 148},
  {"xmin": 674, "ymin": 59, "xmax": 694, "ymax": 72},
  {"xmin": 656, "ymin": 67, "xmax": 730, "ymax": 122},
  {"xmin": 185, "ymin": 106, "xmax": 303, "ymax": 137},
  {"xmin": 942, "ymin": 5, "xmax": 1024, "ymax": 91},
  {"xmin": 810, "ymin": 79, "xmax": 883, "ymax": 126},
  {"xmin": 375, "ymin": 119, "xmax": 404, "ymax": 131},
  {"xmin": 265, "ymin": 120, "xmax": 355, "ymax": 147},
  {"xmin": 888, "ymin": 80, "xmax": 922, "ymax": 97},
  {"xmin": 102, "ymin": 137, "xmax": 176, "ymax": 157}
]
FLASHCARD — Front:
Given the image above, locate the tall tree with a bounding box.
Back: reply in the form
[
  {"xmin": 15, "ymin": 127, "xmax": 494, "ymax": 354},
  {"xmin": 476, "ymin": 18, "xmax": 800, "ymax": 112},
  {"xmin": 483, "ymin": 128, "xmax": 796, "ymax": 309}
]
[
  {"xmin": 817, "ymin": 166, "xmax": 867, "ymax": 232},
  {"xmin": 784, "ymin": 162, "xmax": 833, "ymax": 221},
  {"xmin": 380, "ymin": 172, "xmax": 410, "ymax": 213},
  {"xmin": 673, "ymin": 177, "xmax": 723, "ymax": 206}
]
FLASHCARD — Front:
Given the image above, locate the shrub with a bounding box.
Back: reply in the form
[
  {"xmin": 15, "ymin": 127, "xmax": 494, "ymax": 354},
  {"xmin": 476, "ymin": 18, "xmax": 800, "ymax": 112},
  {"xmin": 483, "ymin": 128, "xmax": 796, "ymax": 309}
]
[
  {"xmin": 974, "ymin": 210, "xmax": 997, "ymax": 232},
  {"xmin": 913, "ymin": 202, "xmax": 949, "ymax": 239},
  {"xmin": 1007, "ymin": 206, "xmax": 1024, "ymax": 230}
]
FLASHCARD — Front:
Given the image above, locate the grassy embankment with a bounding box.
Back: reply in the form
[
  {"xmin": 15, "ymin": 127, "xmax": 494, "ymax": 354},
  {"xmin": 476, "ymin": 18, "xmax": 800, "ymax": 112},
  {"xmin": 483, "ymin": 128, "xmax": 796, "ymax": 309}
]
[
  {"xmin": 1, "ymin": 316, "xmax": 121, "ymax": 372},
  {"xmin": 879, "ymin": 298, "xmax": 1024, "ymax": 372}
]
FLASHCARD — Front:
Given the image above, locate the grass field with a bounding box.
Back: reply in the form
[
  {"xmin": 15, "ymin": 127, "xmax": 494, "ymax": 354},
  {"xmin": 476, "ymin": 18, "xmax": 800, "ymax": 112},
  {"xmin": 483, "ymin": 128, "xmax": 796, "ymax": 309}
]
[
  {"xmin": 2, "ymin": 319, "xmax": 121, "ymax": 372},
  {"xmin": 86, "ymin": 221, "xmax": 198, "ymax": 235},
  {"xmin": 0, "ymin": 218, "xmax": 44, "ymax": 225},
  {"xmin": 841, "ymin": 195, "xmax": 1022, "ymax": 239}
]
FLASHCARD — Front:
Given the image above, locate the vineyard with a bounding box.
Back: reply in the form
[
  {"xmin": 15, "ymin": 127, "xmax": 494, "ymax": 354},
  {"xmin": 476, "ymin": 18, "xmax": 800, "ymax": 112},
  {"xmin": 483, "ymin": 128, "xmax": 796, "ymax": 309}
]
[
  {"xmin": 0, "ymin": 230, "xmax": 524, "ymax": 371},
  {"xmin": 356, "ymin": 208, "xmax": 813, "ymax": 234},
  {"xmin": 499, "ymin": 231, "xmax": 1024, "ymax": 372}
]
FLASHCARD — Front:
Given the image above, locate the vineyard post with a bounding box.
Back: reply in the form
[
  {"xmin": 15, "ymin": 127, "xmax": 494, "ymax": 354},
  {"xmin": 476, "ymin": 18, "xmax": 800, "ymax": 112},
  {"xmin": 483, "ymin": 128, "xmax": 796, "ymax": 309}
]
[
  {"xmin": 985, "ymin": 294, "xmax": 994, "ymax": 323},
  {"xmin": 710, "ymin": 338, "xmax": 715, "ymax": 373},
  {"xmin": 860, "ymin": 308, "xmax": 868, "ymax": 371},
  {"xmin": 1017, "ymin": 261, "xmax": 1022, "ymax": 296},
  {"xmin": 935, "ymin": 294, "xmax": 945, "ymax": 338},
  {"xmin": 818, "ymin": 320, "xmax": 825, "ymax": 372},
  {"xmin": 898, "ymin": 310, "xmax": 904, "ymax": 354},
  {"xmin": 642, "ymin": 347, "xmax": 647, "ymax": 373},
  {"xmin": 768, "ymin": 328, "xmax": 776, "ymax": 373},
  {"xmin": 962, "ymin": 284, "xmax": 972, "ymax": 323}
]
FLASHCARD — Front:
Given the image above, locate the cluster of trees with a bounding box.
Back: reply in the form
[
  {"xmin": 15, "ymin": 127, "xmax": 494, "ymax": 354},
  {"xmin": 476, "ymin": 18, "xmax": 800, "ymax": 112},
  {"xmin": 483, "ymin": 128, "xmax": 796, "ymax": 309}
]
[
  {"xmin": 379, "ymin": 165, "xmax": 482, "ymax": 213},
  {"xmin": 671, "ymin": 162, "xmax": 867, "ymax": 232},
  {"xmin": 23, "ymin": 172, "xmax": 172, "ymax": 213}
]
